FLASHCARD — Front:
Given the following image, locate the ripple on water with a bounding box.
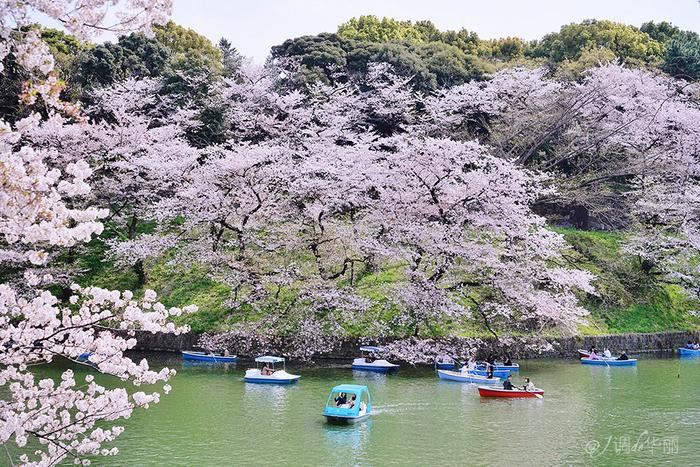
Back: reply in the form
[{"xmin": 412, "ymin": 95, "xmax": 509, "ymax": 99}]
[{"xmin": 10, "ymin": 355, "xmax": 700, "ymax": 466}]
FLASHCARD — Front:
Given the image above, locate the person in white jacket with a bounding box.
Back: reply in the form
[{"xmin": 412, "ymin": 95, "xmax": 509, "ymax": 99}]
[{"xmin": 460, "ymin": 356, "xmax": 477, "ymax": 373}]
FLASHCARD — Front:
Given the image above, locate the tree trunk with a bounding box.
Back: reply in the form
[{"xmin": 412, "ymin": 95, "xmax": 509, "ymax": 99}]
[{"xmin": 571, "ymin": 205, "xmax": 589, "ymax": 230}]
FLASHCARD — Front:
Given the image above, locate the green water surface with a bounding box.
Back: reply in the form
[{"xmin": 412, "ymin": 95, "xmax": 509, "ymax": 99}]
[{"xmin": 12, "ymin": 354, "xmax": 700, "ymax": 466}]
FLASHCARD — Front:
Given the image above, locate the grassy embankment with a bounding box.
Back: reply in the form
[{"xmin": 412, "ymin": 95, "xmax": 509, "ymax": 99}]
[{"xmin": 70, "ymin": 227, "xmax": 700, "ymax": 336}]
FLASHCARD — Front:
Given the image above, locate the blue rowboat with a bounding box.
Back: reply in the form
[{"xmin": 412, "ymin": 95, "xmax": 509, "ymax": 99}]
[
  {"xmin": 435, "ymin": 356, "xmax": 456, "ymax": 370},
  {"xmin": 323, "ymin": 384, "xmax": 372, "ymax": 423},
  {"xmin": 679, "ymin": 348, "xmax": 700, "ymax": 357},
  {"xmin": 468, "ymin": 368, "xmax": 510, "ymax": 378},
  {"xmin": 476, "ymin": 363, "xmax": 520, "ymax": 372},
  {"xmin": 181, "ymin": 351, "xmax": 237, "ymax": 363},
  {"xmin": 436, "ymin": 362, "xmax": 456, "ymax": 370},
  {"xmin": 244, "ymin": 356, "xmax": 300, "ymax": 384},
  {"xmin": 77, "ymin": 352, "xmax": 93, "ymax": 362},
  {"xmin": 580, "ymin": 357, "xmax": 637, "ymax": 366},
  {"xmin": 437, "ymin": 369, "xmax": 501, "ymax": 384}
]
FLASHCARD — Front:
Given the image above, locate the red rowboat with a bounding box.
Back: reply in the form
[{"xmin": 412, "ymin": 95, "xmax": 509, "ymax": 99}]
[
  {"xmin": 477, "ymin": 386, "xmax": 544, "ymax": 398},
  {"xmin": 578, "ymin": 349, "xmax": 590, "ymax": 358}
]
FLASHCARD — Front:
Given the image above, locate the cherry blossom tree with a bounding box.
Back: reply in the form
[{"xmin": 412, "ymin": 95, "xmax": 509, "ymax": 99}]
[
  {"xmin": 0, "ymin": 3, "xmax": 203, "ymax": 466},
  {"xmin": 115, "ymin": 66, "xmax": 597, "ymax": 344},
  {"xmin": 1, "ymin": 1, "xmax": 172, "ymax": 116},
  {"xmin": 25, "ymin": 78, "xmax": 200, "ymax": 285}
]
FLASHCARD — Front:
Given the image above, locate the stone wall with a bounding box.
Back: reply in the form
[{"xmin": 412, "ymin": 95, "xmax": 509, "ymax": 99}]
[{"xmin": 132, "ymin": 330, "xmax": 700, "ymax": 362}]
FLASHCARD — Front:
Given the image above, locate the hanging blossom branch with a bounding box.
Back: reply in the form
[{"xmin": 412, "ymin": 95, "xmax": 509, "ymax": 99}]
[
  {"xmin": 0, "ymin": 2, "xmax": 200, "ymax": 466},
  {"xmin": 0, "ymin": 114, "xmax": 198, "ymax": 466},
  {"xmin": 0, "ymin": 0, "xmax": 172, "ymax": 115}
]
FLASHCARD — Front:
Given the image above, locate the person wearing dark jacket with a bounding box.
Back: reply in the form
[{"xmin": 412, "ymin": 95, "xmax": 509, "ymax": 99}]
[
  {"xmin": 617, "ymin": 350, "xmax": 629, "ymax": 361},
  {"xmin": 503, "ymin": 375, "xmax": 515, "ymax": 390},
  {"xmin": 334, "ymin": 392, "xmax": 347, "ymax": 407}
]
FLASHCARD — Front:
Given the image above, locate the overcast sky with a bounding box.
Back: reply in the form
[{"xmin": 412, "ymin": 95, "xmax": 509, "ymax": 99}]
[{"xmin": 168, "ymin": 0, "xmax": 700, "ymax": 62}]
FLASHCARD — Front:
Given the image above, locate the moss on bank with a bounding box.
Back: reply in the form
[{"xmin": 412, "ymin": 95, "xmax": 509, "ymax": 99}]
[
  {"xmin": 554, "ymin": 227, "xmax": 700, "ymax": 334},
  {"xmin": 70, "ymin": 226, "xmax": 700, "ymax": 335}
]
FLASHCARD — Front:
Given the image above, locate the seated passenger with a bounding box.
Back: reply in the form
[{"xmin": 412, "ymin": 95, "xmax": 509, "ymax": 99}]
[
  {"xmin": 617, "ymin": 350, "xmax": 629, "ymax": 361},
  {"xmin": 334, "ymin": 392, "xmax": 347, "ymax": 407},
  {"xmin": 348, "ymin": 395, "xmax": 356, "ymax": 409},
  {"xmin": 589, "ymin": 348, "xmax": 599, "ymax": 360},
  {"xmin": 503, "ymin": 375, "xmax": 515, "ymax": 390},
  {"xmin": 522, "ymin": 377, "xmax": 535, "ymax": 391},
  {"xmin": 685, "ymin": 340, "xmax": 695, "ymax": 349},
  {"xmin": 603, "ymin": 347, "xmax": 612, "ymax": 359},
  {"xmin": 261, "ymin": 364, "xmax": 273, "ymax": 375},
  {"xmin": 486, "ymin": 364, "xmax": 494, "ymax": 379},
  {"xmin": 504, "ymin": 355, "xmax": 513, "ymax": 366},
  {"xmin": 461, "ymin": 356, "xmax": 477, "ymax": 373}
]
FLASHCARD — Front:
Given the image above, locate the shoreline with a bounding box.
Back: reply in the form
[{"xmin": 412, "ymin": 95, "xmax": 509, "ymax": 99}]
[{"xmin": 130, "ymin": 330, "xmax": 700, "ymax": 363}]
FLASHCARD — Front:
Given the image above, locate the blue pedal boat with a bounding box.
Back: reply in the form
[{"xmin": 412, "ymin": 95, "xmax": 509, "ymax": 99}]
[
  {"xmin": 323, "ymin": 384, "xmax": 372, "ymax": 423},
  {"xmin": 181, "ymin": 350, "xmax": 237, "ymax": 363},
  {"xmin": 437, "ymin": 369, "xmax": 501, "ymax": 384},
  {"xmin": 580, "ymin": 357, "xmax": 637, "ymax": 366},
  {"xmin": 468, "ymin": 368, "xmax": 510, "ymax": 379},
  {"xmin": 679, "ymin": 348, "xmax": 700, "ymax": 357},
  {"xmin": 477, "ymin": 363, "xmax": 519, "ymax": 372},
  {"xmin": 351, "ymin": 346, "xmax": 399, "ymax": 373},
  {"xmin": 244, "ymin": 356, "xmax": 300, "ymax": 384}
]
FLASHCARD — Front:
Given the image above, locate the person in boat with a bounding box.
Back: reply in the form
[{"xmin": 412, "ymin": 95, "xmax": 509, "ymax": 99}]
[
  {"xmin": 522, "ymin": 377, "xmax": 535, "ymax": 391},
  {"xmin": 486, "ymin": 354, "xmax": 496, "ymax": 366},
  {"xmin": 589, "ymin": 348, "xmax": 599, "ymax": 360},
  {"xmin": 223, "ymin": 349, "xmax": 230, "ymax": 357},
  {"xmin": 686, "ymin": 340, "xmax": 698, "ymax": 350},
  {"xmin": 335, "ymin": 392, "xmax": 347, "ymax": 407},
  {"xmin": 503, "ymin": 374, "xmax": 515, "ymax": 390},
  {"xmin": 460, "ymin": 356, "xmax": 477, "ymax": 373},
  {"xmin": 603, "ymin": 347, "xmax": 612, "ymax": 359},
  {"xmin": 365, "ymin": 353, "xmax": 375, "ymax": 364},
  {"xmin": 504, "ymin": 355, "xmax": 513, "ymax": 366},
  {"xmin": 617, "ymin": 350, "xmax": 629, "ymax": 361},
  {"xmin": 486, "ymin": 364, "xmax": 494, "ymax": 379},
  {"xmin": 261, "ymin": 364, "xmax": 274, "ymax": 375},
  {"xmin": 348, "ymin": 395, "xmax": 356, "ymax": 409}
]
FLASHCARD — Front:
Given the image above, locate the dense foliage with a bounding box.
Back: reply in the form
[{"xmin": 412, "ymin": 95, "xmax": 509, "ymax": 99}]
[
  {"xmin": 1, "ymin": 9, "xmax": 700, "ymax": 465},
  {"xmin": 272, "ymin": 16, "xmax": 700, "ymax": 89}
]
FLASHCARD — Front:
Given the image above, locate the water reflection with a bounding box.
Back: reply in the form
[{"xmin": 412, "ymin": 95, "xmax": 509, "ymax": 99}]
[
  {"xmin": 19, "ymin": 355, "xmax": 700, "ymax": 466},
  {"xmin": 181, "ymin": 360, "xmax": 238, "ymax": 372},
  {"xmin": 323, "ymin": 418, "xmax": 372, "ymax": 465},
  {"xmin": 351, "ymin": 370, "xmax": 388, "ymax": 386}
]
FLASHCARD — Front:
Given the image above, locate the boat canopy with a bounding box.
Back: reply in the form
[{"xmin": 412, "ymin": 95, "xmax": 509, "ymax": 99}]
[
  {"xmin": 330, "ymin": 384, "xmax": 368, "ymax": 397},
  {"xmin": 323, "ymin": 384, "xmax": 372, "ymax": 418},
  {"xmin": 359, "ymin": 346, "xmax": 385, "ymax": 353},
  {"xmin": 255, "ymin": 355, "xmax": 285, "ymax": 363}
]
